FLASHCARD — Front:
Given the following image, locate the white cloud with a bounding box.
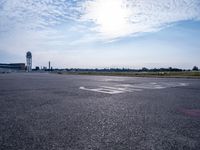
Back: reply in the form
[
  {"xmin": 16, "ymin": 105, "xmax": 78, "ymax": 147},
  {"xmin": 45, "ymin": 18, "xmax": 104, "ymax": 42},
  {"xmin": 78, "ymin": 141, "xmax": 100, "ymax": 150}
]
[
  {"xmin": 0, "ymin": 0, "xmax": 80, "ymax": 31},
  {"xmin": 0, "ymin": 0, "xmax": 200, "ymax": 40},
  {"xmin": 81, "ymin": 0, "xmax": 200, "ymax": 39}
]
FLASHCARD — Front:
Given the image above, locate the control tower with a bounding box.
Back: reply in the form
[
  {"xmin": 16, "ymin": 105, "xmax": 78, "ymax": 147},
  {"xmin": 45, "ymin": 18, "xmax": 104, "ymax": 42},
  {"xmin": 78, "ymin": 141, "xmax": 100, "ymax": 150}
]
[{"xmin": 26, "ymin": 51, "xmax": 32, "ymax": 72}]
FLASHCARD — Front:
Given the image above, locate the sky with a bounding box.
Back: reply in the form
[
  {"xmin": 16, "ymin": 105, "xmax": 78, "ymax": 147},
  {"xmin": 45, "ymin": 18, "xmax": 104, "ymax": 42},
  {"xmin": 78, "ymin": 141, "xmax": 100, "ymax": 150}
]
[{"xmin": 0, "ymin": 0, "xmax": 200, "ymax": 69}]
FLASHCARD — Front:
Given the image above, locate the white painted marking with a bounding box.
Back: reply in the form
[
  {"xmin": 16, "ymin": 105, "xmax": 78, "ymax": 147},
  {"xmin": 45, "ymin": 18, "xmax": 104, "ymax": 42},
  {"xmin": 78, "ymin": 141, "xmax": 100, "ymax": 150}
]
[
  {"xmin": 79, "ymin": 82, "xmax": 188, "ymax": 95},
  {"xmin": 150, "ymin": 82, "xmax": 157, "ymax": 85},
  {"xmin": 100, "ymin": 86, "xmax": 142, "ymax": 92},
  {"xmin": 117, "ymin": 84, "xmax": 164, "ymax": 89},
  {"xmin": 103, "ymin": 78, "xmax": 125, "ymax": 82},
  {"xmin": 79, "ymin": 86, "xmax": 125, "ymax": 94},
  {"xmin": 179, "ymin": 83, "xmax": 188, "ymax": 86}
]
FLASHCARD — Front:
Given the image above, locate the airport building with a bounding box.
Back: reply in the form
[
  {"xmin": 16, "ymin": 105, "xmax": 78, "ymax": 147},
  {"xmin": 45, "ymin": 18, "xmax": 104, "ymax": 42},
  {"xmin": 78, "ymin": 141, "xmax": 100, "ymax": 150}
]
[
  {"xmin": 0, "ymin": 51, "xmax": 33, "ymax": 73},
  {"xmin": 0, "ymin": 63, "xmax": 26, "ymax": 72},
  {"xmin": 26, "ymin": 51, "xmax": 32, "ymax": 72}
]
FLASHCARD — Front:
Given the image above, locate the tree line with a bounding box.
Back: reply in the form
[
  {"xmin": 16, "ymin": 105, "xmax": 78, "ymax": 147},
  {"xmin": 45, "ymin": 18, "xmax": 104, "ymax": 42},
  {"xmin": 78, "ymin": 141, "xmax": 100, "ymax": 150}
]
[{"xmin": 50, "ymin": 66, "xmax": 199, "ymax": 72}]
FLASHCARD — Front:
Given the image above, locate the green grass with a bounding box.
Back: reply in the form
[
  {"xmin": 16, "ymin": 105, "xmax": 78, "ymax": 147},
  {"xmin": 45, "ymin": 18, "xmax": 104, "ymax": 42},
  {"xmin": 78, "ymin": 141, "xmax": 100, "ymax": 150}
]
[{"xmin": 56, "ymin": 71, "xmax": 200, "ymax": 78}]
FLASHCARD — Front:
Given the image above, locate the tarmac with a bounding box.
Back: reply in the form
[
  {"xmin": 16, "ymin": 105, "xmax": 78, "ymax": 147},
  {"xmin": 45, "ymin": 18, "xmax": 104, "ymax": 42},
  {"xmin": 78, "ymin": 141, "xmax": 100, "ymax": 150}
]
[{"xmin": 0, "ymin": 73, "xmax": 200, "ymax": 150}]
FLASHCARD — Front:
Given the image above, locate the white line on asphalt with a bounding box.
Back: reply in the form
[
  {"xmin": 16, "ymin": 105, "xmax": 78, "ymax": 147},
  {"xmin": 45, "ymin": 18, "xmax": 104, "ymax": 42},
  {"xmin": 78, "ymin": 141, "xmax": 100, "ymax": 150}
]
[
  {"xmin": 79, "ymin": 82, "xmax": 188, "ymax": 94},
  {"xmin": 79, "ymin": 86, "xmax": 126, "ymax": 94},
  {"xmin": 100, "ymin": 86, "xmax": 142, "ymax": 91}
]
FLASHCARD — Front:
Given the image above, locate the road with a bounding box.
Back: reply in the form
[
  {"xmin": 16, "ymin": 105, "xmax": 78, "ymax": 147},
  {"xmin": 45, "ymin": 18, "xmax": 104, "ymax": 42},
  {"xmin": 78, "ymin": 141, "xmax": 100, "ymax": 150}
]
[{"xmin": 0, "ymin": 73, "xmax": 200, "ymax": 150}]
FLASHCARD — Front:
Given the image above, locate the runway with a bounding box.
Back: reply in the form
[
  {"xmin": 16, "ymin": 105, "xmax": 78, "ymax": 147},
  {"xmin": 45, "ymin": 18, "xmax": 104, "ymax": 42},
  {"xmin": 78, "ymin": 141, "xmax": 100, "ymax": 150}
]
[{"xmin": 0, "ymin": 73, "xmax": 200, "ymax": 150}]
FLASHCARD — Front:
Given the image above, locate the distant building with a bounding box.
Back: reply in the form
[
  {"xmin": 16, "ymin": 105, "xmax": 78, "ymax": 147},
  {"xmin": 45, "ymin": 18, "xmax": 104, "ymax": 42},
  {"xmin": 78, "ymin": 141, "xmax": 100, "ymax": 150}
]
[
  {"xmin": 49, "ymin": 61, "xmax": 51, "ymax": 70},
  {"xmin": 0, "ymin": 63, "xmax": 26, "ymax": 72},
  {"xmin": 26, "ymin": 51, "xmax": 32, "ymax": 72},
  {"xmin": 35, "ymin": 66, "xmax": 40, "ymax": 70},
  {"xmin": 42, "ymin": 66, "xmax": 47, "ymax": 70}
]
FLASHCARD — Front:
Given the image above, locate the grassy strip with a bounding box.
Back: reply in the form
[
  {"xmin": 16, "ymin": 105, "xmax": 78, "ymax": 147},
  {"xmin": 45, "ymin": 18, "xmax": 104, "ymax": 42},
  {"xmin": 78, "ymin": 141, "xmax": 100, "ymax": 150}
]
[{"xmin": 56, "ymin": 71, "xmax": 200, "ymax": 78}]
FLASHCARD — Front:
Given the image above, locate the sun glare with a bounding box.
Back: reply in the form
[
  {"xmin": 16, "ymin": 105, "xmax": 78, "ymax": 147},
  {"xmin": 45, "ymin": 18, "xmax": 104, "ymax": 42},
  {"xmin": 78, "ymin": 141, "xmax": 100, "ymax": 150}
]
[{"xmin": 85, "ymin": 0, "xmax": 131, "ymax": 37}]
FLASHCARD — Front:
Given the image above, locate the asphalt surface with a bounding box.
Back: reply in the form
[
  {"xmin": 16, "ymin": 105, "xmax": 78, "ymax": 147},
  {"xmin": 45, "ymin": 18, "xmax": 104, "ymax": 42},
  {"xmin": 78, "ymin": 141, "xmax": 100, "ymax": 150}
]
[{"xmin": 0, "ymin": 73, "xmax": 200, "ymax": 150}]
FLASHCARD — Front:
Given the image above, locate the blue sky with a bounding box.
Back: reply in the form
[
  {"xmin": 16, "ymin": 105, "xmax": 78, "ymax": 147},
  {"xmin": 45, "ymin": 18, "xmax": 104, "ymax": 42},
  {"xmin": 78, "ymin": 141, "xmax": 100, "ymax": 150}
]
[{"xmin": 0, "ymin": 0, "xmax": 200, "ymax": 69}]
